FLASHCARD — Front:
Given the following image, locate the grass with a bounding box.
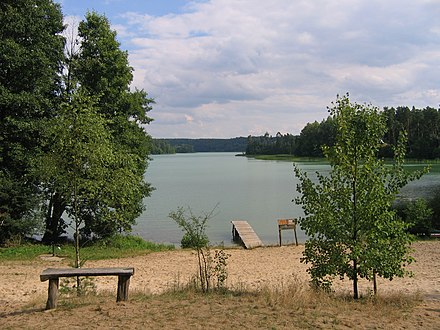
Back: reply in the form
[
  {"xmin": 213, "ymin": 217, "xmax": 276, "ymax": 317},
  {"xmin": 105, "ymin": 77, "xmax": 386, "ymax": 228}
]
[
  {"xmin": 249, "ymin": 154, "xmax": 328, "ymax": 163},
  {"xmin": 248, "ymin": 154, "xmax": 440, "ymax": 172},
  {"xmin": 0, "ymin": 234, "xmax": 174, "ymax": 261},
  {"xmin": 4, "ymin": 281, "xmax": 433, "ymax": 330}
]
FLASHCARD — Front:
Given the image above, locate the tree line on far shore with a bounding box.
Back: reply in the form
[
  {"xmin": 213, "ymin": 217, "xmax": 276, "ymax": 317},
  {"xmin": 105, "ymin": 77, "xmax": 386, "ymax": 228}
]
[
  {"xmin": 151, "ymin": 138, "xmax": 248, "ymax": 154},
  {"xmin": 152, "ymin": 106, "xmax": 440, "ymax": 160},
  {"xmin": 246, "ymin": 106, "xmax": 440, "ymax": 159}
]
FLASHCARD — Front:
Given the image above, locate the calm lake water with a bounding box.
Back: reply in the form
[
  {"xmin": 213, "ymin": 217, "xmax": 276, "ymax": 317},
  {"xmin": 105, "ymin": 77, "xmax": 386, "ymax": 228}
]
[{"xmin": 133, "ymin": 153, "xmax": 440, "ymax": 247}]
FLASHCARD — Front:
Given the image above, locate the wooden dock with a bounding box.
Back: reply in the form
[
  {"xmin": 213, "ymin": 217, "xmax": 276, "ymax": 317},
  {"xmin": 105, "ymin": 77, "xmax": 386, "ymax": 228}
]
[{"xmin": 231, "ymin": 220, "xmax": 263, "ymax": 249}]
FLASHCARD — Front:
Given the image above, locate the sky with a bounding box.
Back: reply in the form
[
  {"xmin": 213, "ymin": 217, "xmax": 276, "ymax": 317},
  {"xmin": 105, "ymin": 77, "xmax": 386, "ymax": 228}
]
[{"xmin": 57, "ymin": 0, "xmax": 440, "ymax": 138}]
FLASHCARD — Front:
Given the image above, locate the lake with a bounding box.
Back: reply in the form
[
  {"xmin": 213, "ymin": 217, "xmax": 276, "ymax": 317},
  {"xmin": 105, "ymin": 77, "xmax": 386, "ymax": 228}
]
[{"xmin": 133, "ymin": 153, "xmax": 439, "ymax": 247}]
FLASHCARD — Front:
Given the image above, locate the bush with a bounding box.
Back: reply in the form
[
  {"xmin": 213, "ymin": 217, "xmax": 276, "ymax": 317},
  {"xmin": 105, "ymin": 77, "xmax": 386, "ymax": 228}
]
[
  {"xmin": 181, "ymin": 232, "xmax": 209, "ymax": 249},
  {"xmin": 428, "ymin": 189, "xmax": 440, "ymax": 231},
  {"xmin": 169, "ymin": 206, "xmax": 229, "ymax": 292},
  {"xmin": 395, "ymin": 199, "xmax": 434, "ymax": 236}
]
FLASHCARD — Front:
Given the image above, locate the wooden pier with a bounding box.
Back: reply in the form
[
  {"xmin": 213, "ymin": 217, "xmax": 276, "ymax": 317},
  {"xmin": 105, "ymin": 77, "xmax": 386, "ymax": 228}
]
[{"xmin": 231, "ymin": 220, "xmax": 263, "ymax": 249}]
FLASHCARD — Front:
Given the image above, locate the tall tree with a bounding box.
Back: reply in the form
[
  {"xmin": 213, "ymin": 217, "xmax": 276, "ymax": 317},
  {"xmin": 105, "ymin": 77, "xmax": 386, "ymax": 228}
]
[
  {"xmin": 294, "ymin": 94, "xmax": 427, "ymax": 299},
  {"xmin": 75, "ymin": 12, "xmax": 154, "ymax": 238},
  {"xmin": 42, "ymin": 11, "xmax": 154, "ymax": 241},
  {"xmin": 0, "ymin": 0, "xmax": 64, "ymax": 244}
]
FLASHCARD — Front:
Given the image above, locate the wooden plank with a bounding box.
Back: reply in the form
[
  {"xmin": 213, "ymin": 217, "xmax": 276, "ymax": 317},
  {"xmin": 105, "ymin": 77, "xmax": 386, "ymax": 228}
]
[
  {"xmin": 40, "ymin": 267, "xmax": 134, "ymax": 281},
  {"xmin": 231, "ymin": 220, "xmax": 263, "ymax": 249}
]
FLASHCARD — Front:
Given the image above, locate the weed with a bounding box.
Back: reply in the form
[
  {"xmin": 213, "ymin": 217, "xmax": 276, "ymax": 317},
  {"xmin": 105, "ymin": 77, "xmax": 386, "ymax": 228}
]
[{"xmin": 59, "ymin": 276, "xmax": 97, "ymax": 297}]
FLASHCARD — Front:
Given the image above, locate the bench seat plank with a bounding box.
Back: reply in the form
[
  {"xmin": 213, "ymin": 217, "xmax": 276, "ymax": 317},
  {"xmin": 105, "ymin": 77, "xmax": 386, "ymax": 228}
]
[{"xmin": 40, "ymin": 267, "xmax": 134, "ymax": 281}]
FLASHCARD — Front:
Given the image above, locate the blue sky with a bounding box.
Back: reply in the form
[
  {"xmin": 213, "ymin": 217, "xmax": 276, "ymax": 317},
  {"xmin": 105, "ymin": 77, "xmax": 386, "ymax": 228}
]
[{"xmin": 57, "ymin": 0, "xmax": 440, "ymax": 138}]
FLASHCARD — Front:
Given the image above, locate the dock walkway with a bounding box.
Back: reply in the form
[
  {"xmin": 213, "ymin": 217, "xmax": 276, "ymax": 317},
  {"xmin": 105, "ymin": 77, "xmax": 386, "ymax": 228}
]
[{"xmin": 231, "ymin": 220, "xmax": 263, "ymax": 249}]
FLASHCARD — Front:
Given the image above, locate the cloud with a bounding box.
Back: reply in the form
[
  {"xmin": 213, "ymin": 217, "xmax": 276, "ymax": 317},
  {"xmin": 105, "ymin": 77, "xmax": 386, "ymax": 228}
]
[{"xmin": 112, "ymin": 0, "xmax": 440, "ymax": 137}]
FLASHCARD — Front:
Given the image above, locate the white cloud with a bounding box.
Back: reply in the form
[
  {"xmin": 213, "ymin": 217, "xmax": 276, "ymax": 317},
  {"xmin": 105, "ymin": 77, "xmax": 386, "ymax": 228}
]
[{"xmin": 113, "ymin": 0, "xmax": 440, "ymax": 137}]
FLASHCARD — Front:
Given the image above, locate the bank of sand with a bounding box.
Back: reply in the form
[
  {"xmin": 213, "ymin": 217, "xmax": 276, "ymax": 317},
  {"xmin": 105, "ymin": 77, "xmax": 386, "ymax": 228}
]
[{"xmin": 0, "ymin": 241, "xmax": 439, "ymax": 313}]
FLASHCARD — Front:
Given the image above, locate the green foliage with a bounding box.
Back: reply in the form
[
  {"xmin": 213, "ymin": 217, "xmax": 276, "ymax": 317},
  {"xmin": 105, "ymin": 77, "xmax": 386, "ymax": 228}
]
[
  {"xmin": 395, "ymin": 199, "xmax": 434, "ymax": 236},
  {"xmin": 170, "ymin": 207, "xmax": 210, "ymax": 249},
  {"xmin": 426, "ymin": 188, "xmax": 440, "ymax": 232},
  {"xmin": 60, "ymin": 276, "xmax": 97, "ymax": 297},
  {"xmin": 295, "ymin": 94, "xmax": 428, "ymax": 299},
  {"xmin": 93, "ymin": 234, "xmax": 174, "ymax": 252},
  {"xmin": 295, "ymin": 118, "xmax": 336, "ymax": 157},
  {"xmin": 169, "ymin": 206, "xmax": 229, "ymax": 292},
  {"xmin": 0, "ymin": 0, "xmax": 65, "ymax": 244},
  {"xmin": 245, "ymin": 106, "xmax": 440, "ymax": 159},
  {"xmin": 0, "ymin": 235, "xmax": 174, "ymax": 261},
  {"xmin": 166, "ymin": 137, "xmax": 247, "ymax": 153},
  {"xmin": 39, "ymin": 10, "xmax": 154, "ymax": 243},
  {"xmin": 37, "ymin": 92, "xmax": 117, "ymax": 267},
  {"xmin": 246, "ymin": 133, "xmax": 297, "ymax": 155},
  {"xmin": 151, "ymin": 139, "xmax": 176, "ymax": 154},
  {"xmin": 213, "ymin": 248, "xmax": 230, "ymax": 289},
  {"xmin": 69, "ymin": 11, "xmax": 154, "ymax": 240},
  {"xmin": 181, "ymin": 232, "xmax": 209, "ymax": 249},
  {"xmin": 175, "ymin": 144, "xmax": 195, "ymax": 153},
  {"xmin": 0, "ymin": 243, "xmax": 52, "ymax": 260},
  {"xmin": 383, "ymin": 106, "xmax": 440, "ymax": 159}
]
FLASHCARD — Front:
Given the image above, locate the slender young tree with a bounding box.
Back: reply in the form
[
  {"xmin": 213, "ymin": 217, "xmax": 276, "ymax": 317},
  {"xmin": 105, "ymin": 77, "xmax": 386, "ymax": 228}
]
[
  {"xmin": 294, "ymin": 94, "xmax": 428, "ymax": 299},
  {"xmin": 37, "ymin": 93, "xmax": 114, "ymax": 268}
]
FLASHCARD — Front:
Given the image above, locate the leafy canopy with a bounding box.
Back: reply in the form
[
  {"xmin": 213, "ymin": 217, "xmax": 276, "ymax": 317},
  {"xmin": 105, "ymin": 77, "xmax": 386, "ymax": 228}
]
[{"xmin": 0, "ymin": 0, "xmax": 65, "ymax": 244}]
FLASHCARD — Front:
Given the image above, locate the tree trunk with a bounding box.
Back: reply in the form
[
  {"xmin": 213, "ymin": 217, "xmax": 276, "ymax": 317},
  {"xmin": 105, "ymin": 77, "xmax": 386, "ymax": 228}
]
[
  {"xmin": 373, "ymin": 270, "xmax": 377, "ymax": 296},
  {"xmin": 42, "ymin": 192, "xmax": 66, "ymax": 244},
  {"xmin": 353, "ymin": 260, "xmax": 359, "ymax": 299}
]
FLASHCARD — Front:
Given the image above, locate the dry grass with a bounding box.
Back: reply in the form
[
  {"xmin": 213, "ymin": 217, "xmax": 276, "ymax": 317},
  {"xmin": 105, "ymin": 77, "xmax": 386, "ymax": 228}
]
[{"xmin": 2, "ymin": 279, "xmax": 438, "ymax": 330}]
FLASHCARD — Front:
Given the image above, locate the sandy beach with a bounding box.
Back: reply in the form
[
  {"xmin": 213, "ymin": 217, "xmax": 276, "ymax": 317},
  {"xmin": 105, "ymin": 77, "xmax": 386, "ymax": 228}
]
[{"xmin": 1, "ymin": 240, "xmax": 439, "ymax": 313}]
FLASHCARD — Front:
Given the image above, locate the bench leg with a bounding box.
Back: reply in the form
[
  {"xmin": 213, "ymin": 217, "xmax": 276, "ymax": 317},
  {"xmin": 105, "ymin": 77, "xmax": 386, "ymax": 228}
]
[
  {"xmin": 46, "ymin": 278, "xmax": 59, "ymax": 310},
  {"xmin": 117, "ymin": 275, "xmax": 131, "ymax": 302}
]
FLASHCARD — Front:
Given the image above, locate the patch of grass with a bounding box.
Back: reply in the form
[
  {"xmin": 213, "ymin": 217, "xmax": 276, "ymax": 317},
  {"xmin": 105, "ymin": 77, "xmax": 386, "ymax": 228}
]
[
  {"xmin": 80, "ymin": 235, "xmax": 174, "ymax": 260},
  {"xmin": 249, "ymin": 154, "xmax": 328, "ymax": 163},
  {"xmin": 248, "ymin": 154, "xmax": 440, "ymax": 170},
  {"xmin": 5, "ymin": 282, "xmax": 430, "ymax": 330},
  {"xmin": 51, "ymin": 286, "xmax": 428, "ymax": 328},
  {"xmin": 0, "ymin": 235, "xmax": 174, "ymax": 261},
  {"xmin": 0, "ymin": 244, "xmax": 53, "ymax": 260}
]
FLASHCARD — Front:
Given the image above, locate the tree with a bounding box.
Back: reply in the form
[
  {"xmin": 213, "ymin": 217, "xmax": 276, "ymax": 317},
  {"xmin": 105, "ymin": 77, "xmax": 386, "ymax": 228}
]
[
  {"xmin": 37, "ymin": 93, "xmax": 115, "ymax": 268},
  {"xmin": 294, "ymin": 94, "xmax": 427, "ymax": 299},
  {"xmin": 74, "ymin": 12, "xmax": 154, "ymax": 238},
  {"xmin": 0, "ymin": 0, "xmax": 65, "ymax": 244},
  {"xmin": 295, "ymin": 117, "xmax": 336, "ymax": 157},
  {"xmin": 42, "ymin": 11, "xmax": 154, "ymax": 241}
]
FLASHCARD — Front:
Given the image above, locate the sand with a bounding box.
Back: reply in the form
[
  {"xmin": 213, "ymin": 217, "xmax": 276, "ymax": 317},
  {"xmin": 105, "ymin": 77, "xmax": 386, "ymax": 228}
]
[{"xmin": 0, "ymin": 241, "xmax": 439, "ymax": 312}]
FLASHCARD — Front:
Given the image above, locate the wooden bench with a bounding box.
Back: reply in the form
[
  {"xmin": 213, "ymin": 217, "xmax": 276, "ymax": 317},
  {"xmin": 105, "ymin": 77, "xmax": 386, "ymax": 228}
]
[{"xmin": 40, "ymin": 267, "xmax": 134, "ymax": 310}]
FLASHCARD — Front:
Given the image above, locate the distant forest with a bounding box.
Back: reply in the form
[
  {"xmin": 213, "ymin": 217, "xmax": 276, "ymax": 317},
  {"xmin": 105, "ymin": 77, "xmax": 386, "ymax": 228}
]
[
  {"xmin": 152, "ymin": 106, "xmax": 440, "ymax": 159},
  {"xmin": 247, "ymin": 106, "xmax": 440, "ymax": 159},
  {"xmin": 151, "ymin": 137, "xmax": 247, "ymax": 154}
]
